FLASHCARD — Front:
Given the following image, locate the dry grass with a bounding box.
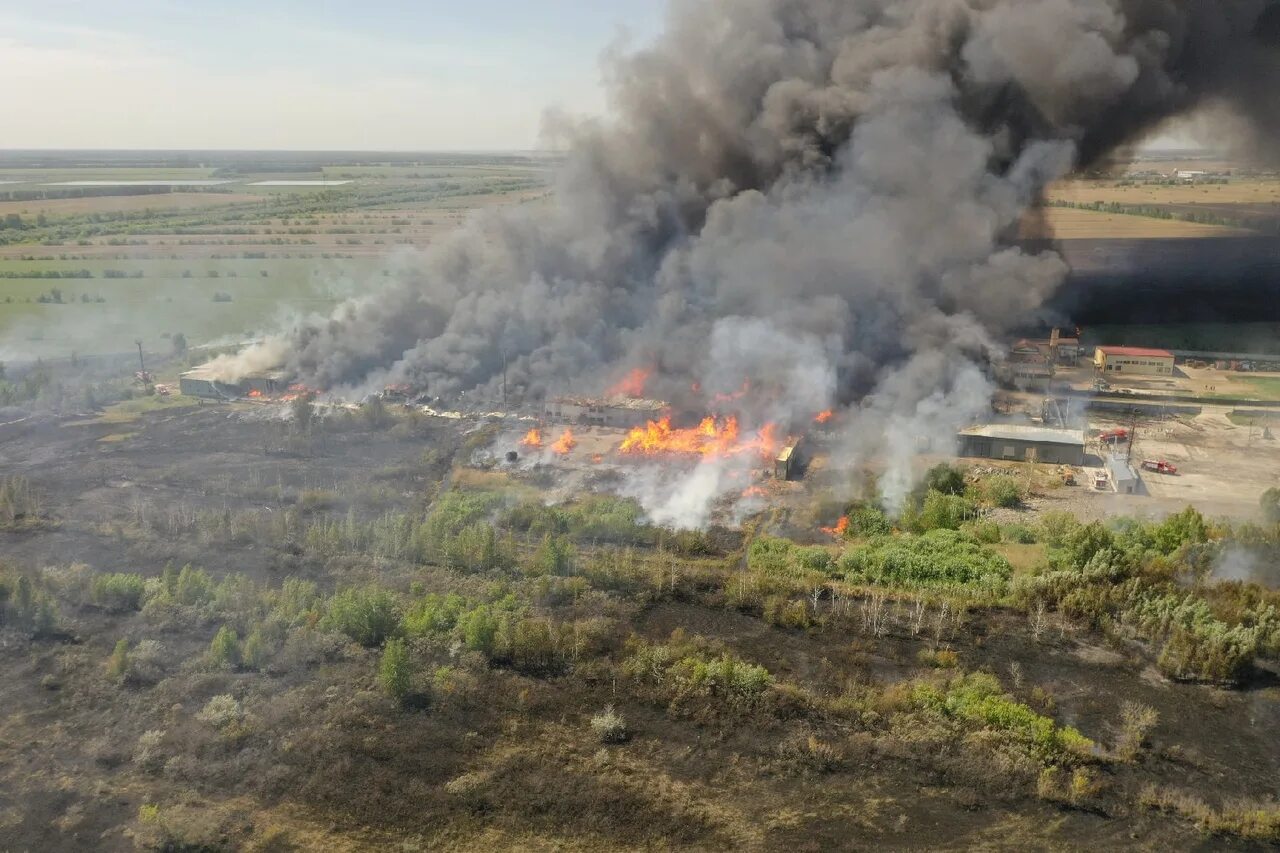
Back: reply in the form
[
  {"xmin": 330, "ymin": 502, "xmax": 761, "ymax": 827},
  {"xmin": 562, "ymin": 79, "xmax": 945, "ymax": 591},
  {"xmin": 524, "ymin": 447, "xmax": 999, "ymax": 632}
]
[
  {"xmin": 1020, "ymin": 206, "xmax": 1249, "ymax": 239},
  {"xmin": 1049, "ymin": 178, "xmax": 1280, "ymax": 206}
]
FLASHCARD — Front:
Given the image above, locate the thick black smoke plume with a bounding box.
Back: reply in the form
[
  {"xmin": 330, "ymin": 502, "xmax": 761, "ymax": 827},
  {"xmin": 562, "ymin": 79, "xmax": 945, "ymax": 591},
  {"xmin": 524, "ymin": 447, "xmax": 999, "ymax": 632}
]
[{"xmin": 221, "ymin": 0, "xmax": 1280, "ymax": 522}]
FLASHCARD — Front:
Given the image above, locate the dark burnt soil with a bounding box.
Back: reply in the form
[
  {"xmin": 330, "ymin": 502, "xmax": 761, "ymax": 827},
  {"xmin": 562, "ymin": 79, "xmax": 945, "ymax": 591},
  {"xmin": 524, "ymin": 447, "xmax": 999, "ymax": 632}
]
[
  {"xmin": 0, "ymin": 404, "xmax": 460, "ymax": 579},
  {"xmin": 2, "ymin": 404, "xmax": 1280, "ymax": 850},
  {"xmin": 638, "ymin": 600, "xmax": 1280, "ymax": 847}
]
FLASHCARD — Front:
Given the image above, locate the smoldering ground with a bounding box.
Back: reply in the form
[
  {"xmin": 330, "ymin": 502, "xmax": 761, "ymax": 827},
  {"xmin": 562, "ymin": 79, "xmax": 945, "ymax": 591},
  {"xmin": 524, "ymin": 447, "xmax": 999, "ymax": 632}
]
[{"xmin": 221, "ymin": 0, "xmax": 1280, "ymax": 526}]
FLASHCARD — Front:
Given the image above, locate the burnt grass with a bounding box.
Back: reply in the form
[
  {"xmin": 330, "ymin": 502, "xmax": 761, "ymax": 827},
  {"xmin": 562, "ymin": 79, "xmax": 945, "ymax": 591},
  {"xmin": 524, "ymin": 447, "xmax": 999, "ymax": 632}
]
[{"xmin": 0, "ymin": 403, "xmax": 1279, "ymax": 851}]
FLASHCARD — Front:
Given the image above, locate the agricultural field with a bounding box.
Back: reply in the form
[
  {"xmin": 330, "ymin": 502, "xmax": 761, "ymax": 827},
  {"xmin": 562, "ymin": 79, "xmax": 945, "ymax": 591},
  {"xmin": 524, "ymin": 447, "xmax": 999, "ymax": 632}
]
[
  {"xmin": 1041, "ymin": 176, "xmax": 1280, "ymax": 235},
  {"xmin": 0, "ymin": 152, "xmax": 552, "ymax": 360},
  {"xmin": 1020, "ymin": 205, "xmax": 1250, "ymax": 239}
]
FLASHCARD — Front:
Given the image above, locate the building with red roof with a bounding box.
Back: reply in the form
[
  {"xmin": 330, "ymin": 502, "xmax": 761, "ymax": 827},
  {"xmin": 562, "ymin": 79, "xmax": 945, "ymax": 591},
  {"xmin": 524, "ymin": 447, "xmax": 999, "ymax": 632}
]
[{"xmin": 1093, "ymin": 346, "xmax": 1175, "ymax": 376}]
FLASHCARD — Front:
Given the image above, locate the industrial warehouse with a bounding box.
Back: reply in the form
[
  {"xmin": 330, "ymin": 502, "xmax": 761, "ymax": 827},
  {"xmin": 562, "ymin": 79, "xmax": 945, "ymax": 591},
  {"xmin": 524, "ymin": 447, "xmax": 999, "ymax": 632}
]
[
  {"xmin": 179, "ymin": 363, "xmax": 294, "ymax": 399},
  {"xmin": 957, "ymin": 424, "xmax": 1087, "ymax": 466},
  {"xmin": 1093, "ymin": 346, "xmax": 1175, "ymax": 376}
]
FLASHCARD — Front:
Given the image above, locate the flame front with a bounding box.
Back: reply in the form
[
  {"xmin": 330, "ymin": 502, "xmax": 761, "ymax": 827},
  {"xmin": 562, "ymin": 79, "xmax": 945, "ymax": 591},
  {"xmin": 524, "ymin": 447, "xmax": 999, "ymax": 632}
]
[
  {"xmin": 551, "ymin": 429, "xmax": 577, "ymax": 455},
  {"xmin": 521, "ymin": 428, "xmax": 544, "ymax": 449},
  {"xmin": 618, "ymin": 416, "xmax": 779, "ymax": 460},
  {"xmin": 814, "ymin": 410, "xmax": 834, "ymax": 424},
  {"xmin": 607, "ymin": 367, "xmax": 652, "ymax": 398},
  {"xmin": 821, "ymin": 517, "xmax": 850, "ymax": 538}
]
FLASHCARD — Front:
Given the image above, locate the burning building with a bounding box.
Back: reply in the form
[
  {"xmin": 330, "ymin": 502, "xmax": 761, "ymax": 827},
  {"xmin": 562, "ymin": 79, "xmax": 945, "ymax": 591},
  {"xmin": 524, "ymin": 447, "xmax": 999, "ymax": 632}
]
[
  {"xmin": 544, "ymin": 396, "xmax": 667, "ymax": 430},
  {"xmin": 180, "ymin": 363, "xmax": 293, "ymax": 400},
  {"xmin": 774, "ymin": 437, "xmax": 808, "ymax": 482},
  {"xmin": 209, "ymin": 0, "xmax": 1280, "ymax": 528}
]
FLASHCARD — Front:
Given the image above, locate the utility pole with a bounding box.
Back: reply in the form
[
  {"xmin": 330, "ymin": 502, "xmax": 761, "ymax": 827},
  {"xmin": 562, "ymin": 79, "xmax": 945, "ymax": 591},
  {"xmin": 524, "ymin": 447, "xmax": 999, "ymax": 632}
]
[
  {"xmin": 1126, "ymin": 407, "xmax": 1140, "ymax": 464},
  {"xmin": 501, "ymin": 345, "xmax": 508, "ymax": 408}
]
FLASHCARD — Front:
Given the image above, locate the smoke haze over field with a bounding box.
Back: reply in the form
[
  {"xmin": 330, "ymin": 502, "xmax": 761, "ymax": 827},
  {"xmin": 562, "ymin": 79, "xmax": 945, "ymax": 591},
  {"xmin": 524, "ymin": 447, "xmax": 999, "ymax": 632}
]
[{"xmin": 231, "ymin": 0, "xmax": 1280, "ymax": 524}]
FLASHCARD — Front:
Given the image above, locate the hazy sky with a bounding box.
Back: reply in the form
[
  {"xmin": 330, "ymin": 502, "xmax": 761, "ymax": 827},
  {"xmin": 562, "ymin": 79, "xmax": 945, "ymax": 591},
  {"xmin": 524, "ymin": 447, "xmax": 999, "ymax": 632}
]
[{"xmin": 2, "ymin": 0, "xmax": 663, "ymax": 150}]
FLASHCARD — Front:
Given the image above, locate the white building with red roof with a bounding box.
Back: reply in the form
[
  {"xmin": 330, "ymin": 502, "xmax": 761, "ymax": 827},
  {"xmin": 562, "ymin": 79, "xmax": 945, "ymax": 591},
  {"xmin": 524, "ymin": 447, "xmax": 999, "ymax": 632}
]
[{"xmin": 1093, "ymin": 346, "xmax": 1175, "ymax": 376}]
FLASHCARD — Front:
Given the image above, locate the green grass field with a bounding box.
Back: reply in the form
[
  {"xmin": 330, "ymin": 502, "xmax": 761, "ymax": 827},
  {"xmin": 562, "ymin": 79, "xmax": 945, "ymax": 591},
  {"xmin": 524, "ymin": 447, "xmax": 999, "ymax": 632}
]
[{"xmin": 0, "ymin": 155, "xmax": 549, "ymax": 359}]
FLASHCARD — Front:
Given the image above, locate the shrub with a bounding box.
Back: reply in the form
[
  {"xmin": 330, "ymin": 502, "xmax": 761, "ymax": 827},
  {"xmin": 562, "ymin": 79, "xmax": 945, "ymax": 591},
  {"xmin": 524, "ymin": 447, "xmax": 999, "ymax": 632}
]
[
  {"xmin": 379, "ymin": 638, "xmax": 412, "ymax": 705},
  {"xmin": 1262, "ymin": 488, "xmax": 1280, "ymax": 525},
  {"xmin": 133, "ymin": 730, "xmax": 167, "ymax": 773},
  {"xmin": 90, "ymin": 573, "xmax": 146, "ymax": 612},
  {"xmin": 982, "ymin": 476, "xmax": 1022, "ymax": 508},
  {"xmin": 965, "ymin": 520, "xmax": 1001, "ymax": 544},
  {"xmin": 208, "ymin": 625, "xmax": 241, "ymax": 670},
  {"xmin": 763, "ymin": 596, "xmax": 812, "ymax": 630},
  {"xmin": 1002, "ymin": 523, "xmax": 1037, "ymax": 544},
  {"xmin": 911, "ymin": 490, "xmax": 978, "ymax": 532},
  {"xmin": 924, "ymin": 463, "xmax": 967, "ymax": 496},
  {"xmin": 1114, "ymin": 701, "xmax": 1158, "ymax": 761},
  {"xmin": 794, "ymin": 546, "xmax": 832, "ymax": 572},
  {"xmin": 1152, "ymin": 506, "xmax": 1210, "ymax": 554},
  {"xmin": 532, "ymin": 533, "xmax": 574, "ymax": 576},
  {"xmin": 196, "ymin": 694, "xmax": 243, "ymax": 728},
  {"xmin": 106, "ymin": 638, "xmax": 130, "ymax": 682},
  {"xmin": 129, "ymin": 639, "xmax": 167, "ymax": 685},
  {"xmin": 590, "ymin": 705, "xmax": 628, "ymax": 744},
  {"xmin": 912, "ymin": 672, "xmax": 1093, "ymax": 762},
  {"xmin": 847, "ymin": 502, "xmax": 892, "ymax": 537},
  {"xmin": 918, "ymin": 647, "xmax": 959, "ymax": 668},
  {"xmin": 241, "ymin": 627, "xmax": 270, "ymax": 671},
  {"xmin": 1038, "ymin": 511, "xmax": 1081, "ymax": 547},
  {"xmin": 324, "ymin": 586, "xmax": 400, "ymax": 647},
  {"xmin": 563, "ymin": 496, "xmax": 658, "ymax": 546},
  {"xmin": 748, "ymin": 537, "xmax": 798, "ymax": 575},
  {"xmin": 840, "ymin": 530, "xmax": 1013, "ymax": 595}
]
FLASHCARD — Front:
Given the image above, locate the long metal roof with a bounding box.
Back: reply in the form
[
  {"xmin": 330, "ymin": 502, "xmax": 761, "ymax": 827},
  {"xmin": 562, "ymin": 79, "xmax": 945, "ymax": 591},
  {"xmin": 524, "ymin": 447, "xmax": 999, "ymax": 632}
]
[{"xmin": 959, "ymin": 424, "xmax": 1086, "ymax": 447}]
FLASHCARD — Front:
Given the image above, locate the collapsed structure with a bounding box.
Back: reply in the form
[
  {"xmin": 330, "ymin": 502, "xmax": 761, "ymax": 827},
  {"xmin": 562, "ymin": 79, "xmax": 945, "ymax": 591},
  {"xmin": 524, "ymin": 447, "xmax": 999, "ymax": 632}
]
[
  {"xmin": 543, "ymin": 396, "xmax": 667, "ymax": 430},
  {"xmin": 180, "ymin": 364, "xmax": 293, "ymax": 400}
]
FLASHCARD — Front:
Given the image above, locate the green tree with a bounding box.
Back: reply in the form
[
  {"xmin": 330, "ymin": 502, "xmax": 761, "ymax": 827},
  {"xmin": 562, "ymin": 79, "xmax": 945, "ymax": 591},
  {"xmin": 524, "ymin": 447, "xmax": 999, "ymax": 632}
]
[
  {"xmin": 107, "ymin": 638, "xmax": 131, "ymax": 682},
  {"xmin": 982, "ymin": 476, "xmax": 1022, "ymax": 508},
  {"xmin": 1262, "ymin": 488, "xmax": 1280, "ymax": 525},
  {"xmin": 208, "ymin": 625, "xmax": 240, "ymax": 670},
  {"xmin": 241, "ymin": 627, "xmax": 269, "ymax": 671},
  {"xmin": 1153, "ymin": 507, "xmax": 1209, "ymax": 554},
  {"xmin": 324, "ymin": 586, "xmax": 400, "ymax": 647},
  {"xmin": 379, "ymin": 638, "xmax": 412, "ymax": 705},
  {"xmin": 925, "ymin": 463, "xmax": 967, "ymax": 496},
  {"xmin": 171, "ymin": 333, "xmax": 187, "ymax": 356},
  {"xmin": 532, "ymin": 533, "xmax": 574, "ymax": 576}
]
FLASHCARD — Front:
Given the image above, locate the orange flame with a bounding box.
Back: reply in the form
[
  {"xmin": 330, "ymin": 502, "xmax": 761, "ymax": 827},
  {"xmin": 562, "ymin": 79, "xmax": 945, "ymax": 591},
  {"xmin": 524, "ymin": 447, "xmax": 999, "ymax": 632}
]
[
  {"xmin": 742, "ymin": 485, "xmax": 768, "ymax": 499},
  {"xmin": 607, "ymin": 367, "xmax": 652, "ymax": 398},
  {"xmin": 247, "ymin": 389, "xmax": 264, "ymax": 399},
  {"xmin": 551, "ymin": 429, "xmax": 577, "ymax": 455},
  {"xmin": 815, "ymin": 410, "xmax": 834, "ymax": 424},
  {"xmin": 591, "ymin": 454, "xmax": 604, "ymax": 465},
  {"xmin": 521, "ymin": 428, "xmax": 544, "ymax": 449},
  {"xmin": 618, "ymin": 416, "xmax": 779, "ymax": 460},
  {"xmin": 820, "ymin": 517, "xmax": 850, "ymax": 538}
]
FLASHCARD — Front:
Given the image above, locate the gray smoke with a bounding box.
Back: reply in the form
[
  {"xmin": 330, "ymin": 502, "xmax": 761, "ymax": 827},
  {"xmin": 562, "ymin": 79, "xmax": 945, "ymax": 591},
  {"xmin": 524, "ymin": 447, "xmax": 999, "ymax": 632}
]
[{"xmin": 227, "ymin": 0, "xmax": 1280, "ymax": 523}]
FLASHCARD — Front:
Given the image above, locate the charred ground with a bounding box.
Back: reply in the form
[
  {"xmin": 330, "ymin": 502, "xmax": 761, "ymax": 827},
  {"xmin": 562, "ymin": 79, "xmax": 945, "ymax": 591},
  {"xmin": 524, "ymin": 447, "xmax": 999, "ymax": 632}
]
[{"xmin": 2, "ymin": 395, "xmax": 1280, "ymax": 850}]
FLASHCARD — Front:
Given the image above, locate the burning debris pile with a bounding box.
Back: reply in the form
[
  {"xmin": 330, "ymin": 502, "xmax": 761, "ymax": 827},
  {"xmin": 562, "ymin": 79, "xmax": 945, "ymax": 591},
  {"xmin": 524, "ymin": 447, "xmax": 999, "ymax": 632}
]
[{"xmin": 217, "ymin": 0, "xmax": 1280, "ymax": 526}]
